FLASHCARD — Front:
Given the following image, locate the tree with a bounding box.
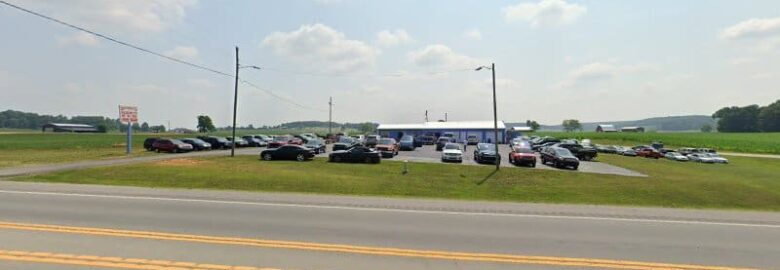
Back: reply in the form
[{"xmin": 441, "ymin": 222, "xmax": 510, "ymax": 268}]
[
  {"xmin": 359, "ymin": 122, "xmax": 374, "ymax": 134},
  {"xmin": 758, "ymin": 100, "xmax": 780, "ymax": 132},
  {"xmin": 525, "ymin": 120, "xmax": 540, "ymax": 131},
  {"xmin": 700, "ymin": 124, "xmax": 713, "ymax": 133},
  {"xmin": 562, "ymin": 119, "xmax": 582, "ymax": 132},
  {"xmin": 96, "ymin": 123, "xmax": 108, "ymax": 133},
  {"xmin": 197, "ymin": 115, "xmax": 216, "ymax": 133},
  {"xmin": 712, "ymin": 105, "xmax": 760, "ymax": 132},
  {"xmin": 140, "ymin": 122, "xmax": 150, "ymax": 132}
]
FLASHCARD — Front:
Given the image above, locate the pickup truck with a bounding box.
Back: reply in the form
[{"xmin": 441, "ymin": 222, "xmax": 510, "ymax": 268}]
[{"xmin": 554, "ymin": 140, "xmax": 597, "ymax": 161}]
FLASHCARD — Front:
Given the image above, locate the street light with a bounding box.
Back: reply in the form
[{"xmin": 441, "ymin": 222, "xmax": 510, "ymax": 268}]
[
  {"xmin": 230, "ymin": 46, "xmax": 262, "ymax": 157},
  {"xmin": 476, "ymin": 63, "xmax": 500, "ymax": 170}
]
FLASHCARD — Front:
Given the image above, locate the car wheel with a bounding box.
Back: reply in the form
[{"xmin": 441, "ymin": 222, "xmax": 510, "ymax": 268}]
[
  {"xmin": 296, "ymin": 154, "xmax": 306, "ymax": 162},
  {"xmin": 262, "ymin": 153, "xmax": 273, "ymax": 161},
  {"xmin": 573, "ymin": 165, "xmax": 579, "ymax": 170},
  {"xmin": 173, "ymin": 148, "xmax": 178, "ymax": 153},
  {"xmin": 373, "ymin": 157, "xmax": 381, "ymax": 164},
  {"xmin": 530, "ymin": 162, "xmax": 536, "ymax": 168}
]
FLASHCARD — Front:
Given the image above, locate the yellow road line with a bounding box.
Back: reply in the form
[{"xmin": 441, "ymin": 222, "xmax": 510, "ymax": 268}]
[
  {"xmin": 0, "ymin": 248, "xmax": 280, "ymax": 270},
  {"xmin": 0, "ymin": 221, "xmax": 758, "ymax": 270}
]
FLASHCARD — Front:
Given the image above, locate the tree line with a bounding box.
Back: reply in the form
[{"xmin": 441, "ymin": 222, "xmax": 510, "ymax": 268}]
[
  {"xmin": 0, "ymin": 110, "xmax": 164, "ymax": 133},
  {"xmin": 713, "ymin": 99, "xmax": 780, "ymax": 132}
]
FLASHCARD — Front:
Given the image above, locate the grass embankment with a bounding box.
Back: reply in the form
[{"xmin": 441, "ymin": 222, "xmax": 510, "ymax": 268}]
[
  {"xmin": 0, "ymin": 133, "xmax": 170, "ymax": 168},
  {"xmin": 535, "ymin": 131, "xmax": 780, "ymax": 154},
  {"xmin": 17, "ymin": 155, "xmax": 780, "ymax": 211}
]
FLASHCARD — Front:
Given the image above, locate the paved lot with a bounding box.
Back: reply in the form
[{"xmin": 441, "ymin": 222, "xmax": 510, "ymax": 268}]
[{"xmin": 378, "ymin": 144, "xmax": 645, "ymax": 177}]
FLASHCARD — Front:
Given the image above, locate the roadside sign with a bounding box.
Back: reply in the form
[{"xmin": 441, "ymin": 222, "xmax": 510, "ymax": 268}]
[
  {"xmin": 119, "ymin": 105, "xmax": 138, "ymax": 124},
  {"xmin": 119, "ymin": 105, "xmax": 138, "ymax": 155}
]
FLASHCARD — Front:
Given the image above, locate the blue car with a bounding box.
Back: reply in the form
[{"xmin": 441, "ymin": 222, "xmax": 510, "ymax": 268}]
[{"xmin": 399, "ymin": 135, "xmax": 416, "ymax": 151}]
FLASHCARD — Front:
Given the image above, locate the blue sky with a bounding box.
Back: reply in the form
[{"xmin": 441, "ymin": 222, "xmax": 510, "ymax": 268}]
[{"xmin": 1, "ymin": 0, "xmax": 779, "ymax": 128}]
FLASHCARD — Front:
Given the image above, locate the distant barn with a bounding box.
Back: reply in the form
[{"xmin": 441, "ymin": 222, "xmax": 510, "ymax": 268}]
[
  {"xmin": 596, "ymin": 124, "xmax": 617, "ymax": 132},
  {"xmin": 41, "ymin": 123, "xmax": 99, "ymax": 133},
  {"xmin": 621, "ymin": 126, "xmax": 645, "ymax": 132}
]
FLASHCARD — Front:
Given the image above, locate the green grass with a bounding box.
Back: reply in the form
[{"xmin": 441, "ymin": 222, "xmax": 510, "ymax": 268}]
[
  {"xmin": 16, "ymin": 155, "xmax": 780, "ymax": 211},
  {"xmin": 534, "ymin": 131, "xmax": 780, "ymax": 154}
]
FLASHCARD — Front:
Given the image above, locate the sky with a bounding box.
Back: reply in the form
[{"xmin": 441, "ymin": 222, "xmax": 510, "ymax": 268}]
[{"xmin": 1, "ymin": 0, "xmax": 780, "ymax": 128}]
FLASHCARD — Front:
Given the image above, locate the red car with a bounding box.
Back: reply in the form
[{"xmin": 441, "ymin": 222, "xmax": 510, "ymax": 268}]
[
  {"xmin": 288, "ymin": 137, "xmax": 304, "ymax": 145},
  {"xmin": 268, "ymin": 135, "xmax": 291, "ymax": 148},
  {"xmin": 152, "ymin": 139, "xmax": 193, "ymax": 153},
  {"xmin": 375, "ymin": 138, "xmax": 399, "ymax": 158},
  {"xmin": 636, "ymin": 148, "xmax": 663, "ymax": 159},
  {"xmin": 508, "ymin": 146, "xmax": 536, "ymax": 167}
]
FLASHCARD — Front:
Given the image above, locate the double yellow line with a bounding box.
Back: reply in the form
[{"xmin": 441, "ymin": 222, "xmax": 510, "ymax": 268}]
[
  {"xmin": 0, "ymin": 249, "xmax": 279, "ymax": 270},
  {"xmin": 0, "ymin": 221, "xmax": 757, "ymax": 270}
]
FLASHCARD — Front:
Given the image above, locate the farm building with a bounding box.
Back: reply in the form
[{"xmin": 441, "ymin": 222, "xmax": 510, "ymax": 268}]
[
  {"xmin": 507, "ymin": 126, "xmax": 534, "ymax": 139},
  {"xmin": 377, "ymin": 121, "xmax": 507, "ymax": 143},
  {"xmin": 41, "ymin": 123, "xmax": 99, "ymax": 133},
  {"xmin": 596, "ymin": 124, "xmax": 617, "ymax": 132},
  {"xmin": 621, "ymin": 126, "xmax": 645, "ymax": 132}
]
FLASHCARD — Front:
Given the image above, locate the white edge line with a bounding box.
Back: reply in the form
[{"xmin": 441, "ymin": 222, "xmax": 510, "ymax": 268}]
[{"xmin": 0, "ymin": 190, "xmax": 778, "ymax": 229}]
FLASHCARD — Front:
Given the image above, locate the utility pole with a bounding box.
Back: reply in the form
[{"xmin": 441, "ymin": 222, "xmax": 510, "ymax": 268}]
[
  {"xmin": 328, "ymin": 96, "xmax": 333, "ymax": 135},
  {"xmin": 231, "ymin": 46, "xmax": 239, "ymax": 157},
  {"xmin": 491, "ymin": 63, "xmax": 499, "ymax": 170},
  {"xmin": 445, "ymin": 113, "xmax": 448, "ymax": 122},
  {"xmin": 425, "ymin": 110, "xmax": 429, "ymax": 122}
]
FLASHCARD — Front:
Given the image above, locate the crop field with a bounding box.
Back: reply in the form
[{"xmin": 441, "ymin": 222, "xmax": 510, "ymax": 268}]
[
  {"xmin": 534, "ymin": 131, "xmax": 780, "ymax": 154},
  {"xmin": 16, "ymin": 154, "xmax": 780, "ymax": 211}
]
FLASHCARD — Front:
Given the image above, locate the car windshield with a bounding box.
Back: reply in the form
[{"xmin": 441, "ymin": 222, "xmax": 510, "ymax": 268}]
[
  {"xmin": 339, "ymin": 137, "xmax": 354, "ymax": 143},
  {"xmin": 400, "ymin": 136, "xmax": 413, "ymax": 142},
  {"xmin": 555, "ymin": 148, "xmax": 574, "ymax": 156},
  {"xmin": 306, "ymin": 140, "xmax": 321, "ymax": 145},
  {"xmin": 378, "ymin": 139, "xmax": 394, "ymax": 144},
  {"xmin": 273, "ymin": 136, "xmax": 289, "ymax": 142},
  {"xmin": 170, "ymin": 139, "xmax": 184, "ymax": 144},
  {"xmin": 438, "ymin": 138, "xmax": 450, "ymax": 142},
  {"xmin": 514, "ymin": 147, "xmax": 533, "ymax": 153},
  {"xmin": 444, "ymin": 143, "xmax": 460, "ymax": 150},
  {"xmin": 477, "ymin": 143, "xmax": 494, "ymax": 150},
  {"xmin": 187, "ymin": 138, "xmax": 206, "ymax": 144}
]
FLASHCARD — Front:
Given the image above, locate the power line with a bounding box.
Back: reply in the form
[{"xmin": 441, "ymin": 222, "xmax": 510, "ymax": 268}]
[
  {"xmin": 262, "ymin": 67, "xmax": 474, "ymax": 78},
  {"xmin": 239, "ymin": 79, "xmax": 326, "ymax": 112}
]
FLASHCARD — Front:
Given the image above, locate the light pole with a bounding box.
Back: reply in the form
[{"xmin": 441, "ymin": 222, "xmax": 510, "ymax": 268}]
[
  {"xmin": 476, "ymin": 63, "xmax": 500, "ymax": 170},
  {"xmin": 231, "ymin": 46, "xmax": 262, "ymax": 157}
]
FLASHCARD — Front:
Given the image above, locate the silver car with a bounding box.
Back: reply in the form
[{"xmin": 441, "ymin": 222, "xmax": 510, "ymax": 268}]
[
  {"xmin": 664, "ymin": 152, "xmax": 689, "ymax": 161},
  {"xmin": 688, "ymin": 153, "xmax": 715, "ymax": 163}
]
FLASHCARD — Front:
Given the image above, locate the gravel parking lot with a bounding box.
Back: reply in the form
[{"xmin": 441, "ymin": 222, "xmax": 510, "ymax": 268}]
[{"xmin": 379, "ymin": 144, "xmax": 645, "ymax": 177}]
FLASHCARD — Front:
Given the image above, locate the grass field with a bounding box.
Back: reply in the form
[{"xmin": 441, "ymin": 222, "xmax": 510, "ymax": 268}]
[
  {"xmin": 15, "ymin": 155, "xmax": 780, "ymax": 211},
  {"xmin": 534, "ymin": 131, "xmax": 780, "ymax": 154}
]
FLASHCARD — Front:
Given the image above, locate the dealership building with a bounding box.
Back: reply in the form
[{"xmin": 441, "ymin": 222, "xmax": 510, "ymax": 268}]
[{"xmin": 377, "ymin": 121, "xmax": 508, "ymax": 143}]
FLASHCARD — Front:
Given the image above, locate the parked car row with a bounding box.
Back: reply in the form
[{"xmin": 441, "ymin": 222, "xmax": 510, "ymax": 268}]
[{"xmin": 595, "ymin": 143, "xmax": 729, "ymax": 164}]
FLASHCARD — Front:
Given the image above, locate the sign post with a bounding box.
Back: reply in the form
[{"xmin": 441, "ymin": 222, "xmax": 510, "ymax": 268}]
[{"xmin": 119, "ymin": 105, "xmax": 138, "ymax": 155}]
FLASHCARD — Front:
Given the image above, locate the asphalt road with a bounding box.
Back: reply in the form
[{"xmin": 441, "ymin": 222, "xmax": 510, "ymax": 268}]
[{"xmin": 0, "ymin": 181, "xmax": 778, "ymax": 270}]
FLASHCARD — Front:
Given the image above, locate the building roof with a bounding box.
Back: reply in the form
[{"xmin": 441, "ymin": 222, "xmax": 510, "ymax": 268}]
[
  {"xmin": 44, "ymin": 123, "xmax": 96, "ymax": 128},
  {"xmin": 378, "ymin": 121, "xmax": 506, "ymax": 130},
  {"xmin": 621, "ymin": 126, "xmax": 643, "ymax": 130},
  {"xmin": 597, "ymin": 124, "xmax": 617, "ymax": 131}
]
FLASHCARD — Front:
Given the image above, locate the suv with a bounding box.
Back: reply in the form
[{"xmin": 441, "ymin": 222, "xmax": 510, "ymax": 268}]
[
  {"xmin": 197, "ymin": 136, "xmax": 233, "ymax": 149},
  {"xmin": 509, "ymin": 146, "xmax": 536, "ymax": 167},
  {"xmin": 375, "ymin": 138, "xmax": 399, "ymax": 158},
  {"xmin": 399, "ymin": 135, "xmax": 416, "ymax": 150},
  {"xmin": 152, "ymin": 138, "xmax": 193, "ymax": 153},
  {"xmin": 474, "ymin": 143, "xmax": 500, "ymax": 164},
  {"xmin": 541, "ymin": 147, "xmax": 579, "ymax": 170},
  {"xmin": 466, "ymin": 135, "xmax": 480, "ymax": 145},
  {"xmin": 555, "ymin": 140, "xmax": 597, "ymax": 161},
  {"xmin": 365, "ymin": 135, "xmax": 381, "ymax": 148},
  {"xmin": 143, "ymin": 137, "xmax": 160, "ymax": 151}
]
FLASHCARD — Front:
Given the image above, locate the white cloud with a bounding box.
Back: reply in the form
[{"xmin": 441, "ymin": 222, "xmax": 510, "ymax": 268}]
[
  {"xmin": 463, "ymin": 29, "xmax": 482, "ymax": 41},
  {"xmin": 554, "ymin": 61, "xmax": 652, "ymax": 89},
  {"xmin": 502, "ymin": 0, "xmax": 586, "ymax": 27},
  {"xmin": 262, "ymin": 24, "xmax": 380, "ymax": 71},
  {"xmin": 57, "ymin": 32, "xmax": 100, "ymax": 47},
  {"xmin": 26, "ymin": 0, "xmax": 197, "ymax": 33},
  {"xmin": 376, "ymin": 29, "xmax": 413, "ymax": 47},
  {"xmin": 720, "ymin": 17, "xmax": 780, "ymax": 40},
  {"xmin": 408, "ymin": 44, "xmax": 480, "ymax": 67},
  {"xmin": 164, "ymin": 46, "xmax": 199, "ymax": 60}
]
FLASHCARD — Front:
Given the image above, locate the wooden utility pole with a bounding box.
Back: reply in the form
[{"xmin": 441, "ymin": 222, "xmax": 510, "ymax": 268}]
[
  {"xmin": 328, "ymin": 96, "xmax": 333, "ymax": 135},
  {"xmin": 231, "ymin": 46, "xmax": 239, "ymax": 157}
]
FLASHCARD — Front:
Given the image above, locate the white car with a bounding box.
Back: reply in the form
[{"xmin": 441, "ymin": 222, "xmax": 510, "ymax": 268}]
[
  {"xmin": 665, "ymin": 152, "xmax": 689, "ymax": 161},
  {"xmin": 441, "ymin": 143, "xmax": 463, "ymax": 163},
  {"xmin": 706, "ymin": 153, "xmax": 729, "ymax": 164},
  {"xmin": 688, "ymin": 153, "xmax": 715, "ymax": 163}
]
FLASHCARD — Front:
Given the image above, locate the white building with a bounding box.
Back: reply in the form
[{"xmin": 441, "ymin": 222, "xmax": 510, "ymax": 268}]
[{"xmin": 377, "ymin": 121, "xmax": 507, "ymax": 143}]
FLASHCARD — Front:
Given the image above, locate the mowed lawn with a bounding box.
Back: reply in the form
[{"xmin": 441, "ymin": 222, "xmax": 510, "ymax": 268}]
[
  {"xmin": 535, "ymin": 131, "xmax": 780, "ymax": 154},
  {"xmin": 0, "ymin": 133, "xmax": 166, "ymax": 168},
  {"xmin": 16, "ymin": 155, "xmax": 780, "ymax": 211}
]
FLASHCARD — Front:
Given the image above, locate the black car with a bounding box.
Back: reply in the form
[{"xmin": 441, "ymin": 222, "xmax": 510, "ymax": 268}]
[
  {"xmin": 531, "ymin": 136, "xmax": 560, "ymax": 147},
  {"xmin": 304, "ymin": 139, "xmax": 327, "ymax": 154},
  {"xmin": 541, "ymin": 147, "xmax": 580, "ymax": 170},
  {"xmin": 260, "ymin": 145, "xmax": 315, "ymax": 161},
  {"xmin": 532, "ymin": 141, "xmax": 557, "ymax": 152},
  {"xmin": 474, "ymin": 143, "xmax": 500, "ymax": 164},
  {"xmin": 226, "ymin": 137, "xmax": 249, "ymax": 147},
  {"xmin": 435, "ymin": 137, "xmax": 455, "ymax": 151},
  {"xmin": 555, "ymin": 140, "xmax": 597, "ymax": 161},
  {"xmin": 415, "ymin": 135, "xmax": 435, "ymax": 145},
  {"xmin": 365, "ymin": 135, "xmax": 381, "ymax": 147},
  {"xmin": 181, "ymin": 138, "xmax": 212, "ymax": 151},
  {"xmin": 241, "ymin": 136, "xmax": 266, "ymax": 147},
  {"xmin": 143, "ymin": 137, "xmax": 160, "ymax": 151},
  {"xmin": 329, "ymin": 146, "xmax": 381, "ymax": 163},
  {"xmin": 198, "ymin": 136, "xmax": 233, "ymax": 149},
  {"xmin": 332, "ymin": 137, "xmax": 357, "ymax": 151}
]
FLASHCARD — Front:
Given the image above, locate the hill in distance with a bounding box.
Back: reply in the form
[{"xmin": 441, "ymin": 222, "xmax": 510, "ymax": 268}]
[{"xmin": 507, "ymin": 115, "xmax": 716, "ymax": 132}]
